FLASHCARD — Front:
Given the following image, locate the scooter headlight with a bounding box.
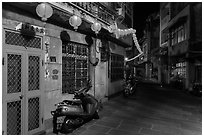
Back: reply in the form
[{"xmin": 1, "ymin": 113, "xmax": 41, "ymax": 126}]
[{"xmin": 62, "ymin": 107, "xmax": 68, "ymax": 112}]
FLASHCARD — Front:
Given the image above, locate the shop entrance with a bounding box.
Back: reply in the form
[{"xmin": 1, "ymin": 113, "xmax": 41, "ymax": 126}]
[{"xmin": 2, "ymin": 29, "xmax": 44, "ymax": 134}]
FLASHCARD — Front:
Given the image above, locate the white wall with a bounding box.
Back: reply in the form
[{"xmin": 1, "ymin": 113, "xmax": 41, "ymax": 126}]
[{"xmin": 44, "ymin": 24, "xmax": 90, "ymax": 119}]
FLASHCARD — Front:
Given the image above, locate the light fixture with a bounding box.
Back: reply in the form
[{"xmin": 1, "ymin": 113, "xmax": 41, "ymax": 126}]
[
  {"xmin": 36, "ymin": 3, "xmax": 53, "ymax": 22},
  {"xmin": 91, "ymin": 21, "xmax": 101, "ymax": 34},
  {"xmin": 69, "ymin": 15, "xmax": 82, "ymax": 30}
]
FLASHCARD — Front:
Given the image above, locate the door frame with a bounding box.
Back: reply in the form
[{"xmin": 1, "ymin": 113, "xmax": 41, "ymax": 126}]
[
  {"xmin": 25, "ymin": 50, "xmax": 44, "ymax": 135},
  {"xmin": 2, "ymin": 48, "xmax": 26, "ymax": 135},
  {"xmin": 2, "ymin": 27, "xmax": 45, "ymax": 135}
]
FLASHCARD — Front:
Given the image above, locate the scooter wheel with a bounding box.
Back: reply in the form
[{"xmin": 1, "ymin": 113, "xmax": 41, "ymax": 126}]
[
  {"xmin": 123, "ymin": 90, "xmax": 129, "ymax": 97},
  {"xmin": 93, "ymin": 112, "xmax": 99, "ymax": 119},
  {"xmin": 60, "ymin": 118, "xmax": 75, "ymax": 134}
]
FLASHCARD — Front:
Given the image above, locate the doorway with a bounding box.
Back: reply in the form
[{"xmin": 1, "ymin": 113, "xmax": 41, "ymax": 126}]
[{"xmin": 2, "ymin": 29, "xmax": 44, "ymax": 134}]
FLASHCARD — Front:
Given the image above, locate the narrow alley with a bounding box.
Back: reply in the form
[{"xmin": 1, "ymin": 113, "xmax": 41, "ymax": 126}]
[
  {"xmin": 47, "ymin": 82, "xmax": 202, "ymax": 135},
  {"xmin": 3, "ymin": 2, "xmax": 202, "ymax": 135}
]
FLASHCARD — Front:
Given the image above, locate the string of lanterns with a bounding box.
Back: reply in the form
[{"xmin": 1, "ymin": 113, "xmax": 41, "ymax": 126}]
[
  {"xmin": 108, "ymin": 22, "xmax": 143, "ymax": 61},
  {"xmin": 35, "ymin": 2, "xmax": 143, "ymax": 61}
]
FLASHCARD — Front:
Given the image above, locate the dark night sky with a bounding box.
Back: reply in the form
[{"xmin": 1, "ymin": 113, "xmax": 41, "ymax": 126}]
[{"xmin": 133, "ymin": 2, "xmax": 160, "ymax": 39}]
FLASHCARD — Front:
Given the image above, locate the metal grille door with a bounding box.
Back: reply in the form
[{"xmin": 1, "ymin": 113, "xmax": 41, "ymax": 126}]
[
  {"xmin": 5, "ymin": 31, "xmax": 41, "ymax": 49},
  {"xmin": 7, "ymin": 96, "xmax": 22, "ymax": 135},
  {"xmin": 6, "ymin": 53, "xmax": 23, "ymax": 135},
  {"xmin": 28, "ymin": 97, "xmax": 40, "ymax": 131},
  {"xmin": 26, "ymin": 52, "xmax": 42, "ymax": 134},
  {"xmin": 28, "ymin": 56, "xmax": 40, "ymax": 91},
  {"xmin": 3, "ymin": 29, "xmax": 43, "ymax": 135},
  {"xmin": 27, "ymin": 54, "xmax": 41, "ymax": 132},
  {"xmin": 7, "ymin": 54, "xmax": 22, "ymax": 94}
]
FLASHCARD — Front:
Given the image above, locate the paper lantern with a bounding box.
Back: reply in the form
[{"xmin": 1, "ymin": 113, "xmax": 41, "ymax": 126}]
[
  {"xmin": 91, "ymin": 22, "xmax": 101, "ymax": 34},
  {"xmin": 69, "ymin": 15, "xmax": 82, "ymax": 30},
  {"xmin": 36, "ymin": 3, "xmax": 53, "ymax": 21}
]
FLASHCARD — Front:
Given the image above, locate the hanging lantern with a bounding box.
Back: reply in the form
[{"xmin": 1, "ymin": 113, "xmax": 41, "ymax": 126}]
[
  {"xmin": 115, "ymin": 30, "xmax": 120, "ymax": 39},
  {"xmin": 118, "ymin": 29, "xmax": 121, "ymax": 36},
  {"xmin": 91, "ymin": 22, "xmax": 101, "ymax": 34},
  {"xmin": 36, "ymin": 3, "xmax": 53, "ymax": 21},
  {"xmin": 69, "ymin": 15, "xmax": 82, "ymax": 30},
  {"xmin": 120, "ymin": 30, "xmax": 124, "ymax": 36}
]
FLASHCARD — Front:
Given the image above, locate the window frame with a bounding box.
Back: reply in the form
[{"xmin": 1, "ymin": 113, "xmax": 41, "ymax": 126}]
[
  {"xmin": 62, "ymin": 41, "xmax": 90, "ymax": 94},
  {"xmin": 110, "ymin": 53, "xmax": 125, "ymax": 82},
  {"xmin": 170, "ymin": 23, "xmax": 186, "ymax": 46}
]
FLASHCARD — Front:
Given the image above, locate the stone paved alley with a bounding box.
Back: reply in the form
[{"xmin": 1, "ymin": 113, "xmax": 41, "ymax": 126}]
[{"xmin": 47, "ymin": 82, "xmax": 202, "ymax": 135}]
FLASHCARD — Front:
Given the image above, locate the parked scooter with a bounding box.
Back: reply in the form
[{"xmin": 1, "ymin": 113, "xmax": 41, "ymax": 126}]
[
  {"xmin": 51, "ymin": 79, "xmax": 100, "ymax": 134},
  {"xmin": 123, "ymin": 75, "xmax": 137, "ymax": 97}
]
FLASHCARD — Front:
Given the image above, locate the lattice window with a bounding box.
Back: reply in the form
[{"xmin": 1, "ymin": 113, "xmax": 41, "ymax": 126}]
[
  {"xmin": 62, "ymin": 42, "xmax": 89, "ymax": 94},
  {"xmin": 5, "ymin": 31, "xmax": 41, "ymax": 49},
  {"xmin": 28, "ymin": 97, "xmax": 40, "ymax": 131},
  {"xmin": 7, "ymin": 54, "xmax": 22, "ymax": 94},
  {"xmin": 7, "ymin": 100, "xmax": 21, "ymax": 135},
  {"xmin": 111, "ymin": 53, "xmax": 124, "ymax": 82},
  {"xmin": 28, "ymin": 56, "xmax": 40, "ymax": 91}
]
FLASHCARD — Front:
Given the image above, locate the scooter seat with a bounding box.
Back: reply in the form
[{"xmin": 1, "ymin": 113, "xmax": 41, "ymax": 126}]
[{"xmin": 63, "ymin": 100, "xmax": 82, "ymax": 105}]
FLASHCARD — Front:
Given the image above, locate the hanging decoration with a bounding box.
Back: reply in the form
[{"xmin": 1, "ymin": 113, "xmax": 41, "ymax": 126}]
[
  {"xmin": 37, "ymin": 2, "xmax": 142, "ymax": 62},
  {"xmin": 91, "ymin": 21, "xmax": 102, "ymax": 34},
  {"xmin": 69, "ymin": 15, "xmax": 82, "ymax": 30},
  {"xmin": 90, "ymin": 42, "xmax": 99, "ymax": 66},
  {"xmin": 108, "ymin": 21, "xmax": 143, "ymax": 62},
  {"xmin": 36, "ymin": 3, "xmax": 53, "ymax": 22}
]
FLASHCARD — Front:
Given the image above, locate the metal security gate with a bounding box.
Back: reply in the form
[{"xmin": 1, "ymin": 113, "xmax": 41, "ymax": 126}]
[{"xmin": 2, "ymin": 29, "xmax": 43, "ymax": 135}]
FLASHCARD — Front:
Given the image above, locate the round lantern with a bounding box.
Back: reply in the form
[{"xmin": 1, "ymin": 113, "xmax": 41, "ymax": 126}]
[
  {"xmin": 91, "ymin": 22, "xmax": 101, "ymax": 34},
  {"xmin": 36, "ymin": 3, "xmax": 53, "ymax": 21},
  {"xmin": 69, "ymin": 15, "xmax": 82, "ymax": 30}
]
